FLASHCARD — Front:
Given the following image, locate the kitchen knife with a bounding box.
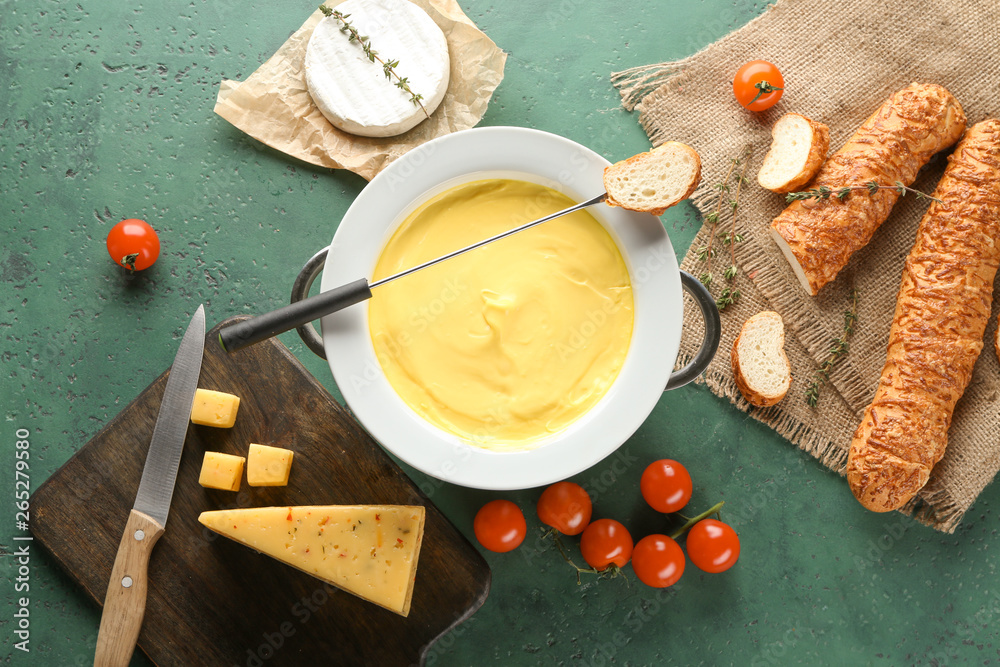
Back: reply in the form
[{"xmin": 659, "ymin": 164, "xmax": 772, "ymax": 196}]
[
  {"xmin": 94, "ymin": 305, "xmax": 206, "ymax": 667},
  {"xmin": 217, "ymin": 193, "xmax": 608, "ymax": 352}
]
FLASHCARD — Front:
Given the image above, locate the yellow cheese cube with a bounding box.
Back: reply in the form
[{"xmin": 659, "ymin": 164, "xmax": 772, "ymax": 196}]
[
  {"xmin": 190, "ymin": 388, "xmax": 241, "ymax": 428},
  {"xmin": 198, "ymin": 452, "xmax": 245, "ymax": 491},
  {"xmin": 247, "ymin": 443, "xmax": 294, "ymax": 487}
]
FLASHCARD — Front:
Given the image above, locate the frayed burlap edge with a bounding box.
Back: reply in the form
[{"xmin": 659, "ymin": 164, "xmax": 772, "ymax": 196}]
[{"xmin": 611, "ymin": 3, "xmax": 780, "ymax": 112}]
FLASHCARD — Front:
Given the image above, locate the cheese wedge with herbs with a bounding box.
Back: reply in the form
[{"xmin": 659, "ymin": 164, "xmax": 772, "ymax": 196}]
[{"xmin": 198, "ymin": 505, "xmax": 425, "ymax": 616}]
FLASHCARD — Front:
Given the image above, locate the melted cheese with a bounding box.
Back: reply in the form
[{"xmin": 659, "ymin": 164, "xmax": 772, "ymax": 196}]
[
  {"xmin": 199, "ymin": 505, "xmax": 425, "ymax": 616},
  {"xmin": 368, "ymin": 179, "xmax": 634, "ymax": 449},
  {"xmin": 304, "ymin": 0, "xmax": 450, "ymax": 137}
]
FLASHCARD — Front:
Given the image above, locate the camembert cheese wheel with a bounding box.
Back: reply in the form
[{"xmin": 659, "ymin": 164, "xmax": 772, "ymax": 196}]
[
  {"xmin": 199, "ymin": 505, "xmax": 425, "ymax": 616},
  {"xmin": 304, "ymin": 0, "xmax": 450, "ymax": 137}
]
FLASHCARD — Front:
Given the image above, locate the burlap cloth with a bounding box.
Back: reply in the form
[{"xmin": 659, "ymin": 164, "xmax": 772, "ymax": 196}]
[{"xmin": 612, "ymin": 0, "xmax": 1000, "ymax": 532}]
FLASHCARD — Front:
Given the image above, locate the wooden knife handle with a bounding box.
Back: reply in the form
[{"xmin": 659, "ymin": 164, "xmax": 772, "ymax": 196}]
[{"xmin": 94, "ymin": 509, "xmax": 165, "ymax": 667}]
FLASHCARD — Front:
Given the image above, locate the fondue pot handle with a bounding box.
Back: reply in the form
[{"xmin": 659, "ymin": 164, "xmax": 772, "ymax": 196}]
[
  {"xmin": 291, "ymin": 247, "xmax": 334, "ymax": 359},
  {"xmin": 290, "ymin": 253, "xmax": 723, "ymax": 382},
  {"xmin": 664, "ymin": 271, "xmax": 721, "ymax": 391}
]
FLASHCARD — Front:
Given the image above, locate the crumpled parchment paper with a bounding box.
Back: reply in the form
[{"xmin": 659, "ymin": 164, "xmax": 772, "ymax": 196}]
[{"xmin": 214, "ymin": 0, "xmax": 506, "ymax": 180}]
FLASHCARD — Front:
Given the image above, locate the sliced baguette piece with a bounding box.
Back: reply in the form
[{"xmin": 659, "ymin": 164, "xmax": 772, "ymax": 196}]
[
  {"xmin": 757, "ymin": 113, "xmax": 830, "ymax": 193},
  {"xmin": 731, "ymin": 311, "xmax": 791, "ymax": 407},
  {"xmin": 603, "ymin": 141, "xmax": 701, "ymax": 215}
]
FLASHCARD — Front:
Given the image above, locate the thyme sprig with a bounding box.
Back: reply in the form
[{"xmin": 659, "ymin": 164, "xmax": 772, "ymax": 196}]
[
  {"xmin": 698, "ymin": 144, "xmax": 752, "ymax": 311},
  {"xmin": 318, "ymin": 4, "xmax": 430, "ymax": 118},
  {"xmin": 786, "ymin": 180, "xmax": 941, "ymax": 204},
  {"xmin": 806, "ymin": 289, "xmax": 858, "ymax": 407}
]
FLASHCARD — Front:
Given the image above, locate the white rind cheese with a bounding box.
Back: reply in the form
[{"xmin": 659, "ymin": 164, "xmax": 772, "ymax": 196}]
[{"xmin": 305, "ymin": 0, "xmax": 450, "ymax": 137}]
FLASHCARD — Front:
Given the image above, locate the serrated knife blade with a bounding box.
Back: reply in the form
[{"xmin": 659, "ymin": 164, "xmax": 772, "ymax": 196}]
[
  {"xmin": 132, "ymin": 305, "xmax": 206, "ymax": 526},
  {"xmin": 94, "ymin": 305, "xmax": 206, "ymax": 667}
]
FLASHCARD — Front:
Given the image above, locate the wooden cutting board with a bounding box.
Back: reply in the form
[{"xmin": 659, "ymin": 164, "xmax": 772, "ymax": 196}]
[{"xmin": 31, "ymin": 316, "xmax": 491, "ymax": 666}]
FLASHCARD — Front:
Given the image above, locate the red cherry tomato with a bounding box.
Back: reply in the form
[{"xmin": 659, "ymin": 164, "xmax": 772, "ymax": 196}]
[
  {"xmin": 632, "ymin": 534, "xmax": 685, "ymax": 588},
  {"xmin": 686, "ymin": 519, "xmax": 741, "ymax": 573},
  {"xmin": 474, "ymin": 499, "xmax": 526, "ymax": 553},
  {"xmin": 107, "ymin": 218, "xmax": 160, "ymax": 272},
  {"xmin": 640, "ymin": 459, "xmax": 692, "ymax": 514},
  {"xmin": 732, "ymin": 60, "xmax": 784, "ymax": 112},
  {"xmin": 537, "ymin": 482, "xmax": 592, "ymax": 536},
  {"xmin": 580, "ymin": 519, "xmax": 633, "ymax": 571}
]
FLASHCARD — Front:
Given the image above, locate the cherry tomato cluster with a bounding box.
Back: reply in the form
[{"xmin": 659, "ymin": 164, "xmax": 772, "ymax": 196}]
[{"xmin": 472, "ymin": 459, "xmax": 740, "ymax": 588}]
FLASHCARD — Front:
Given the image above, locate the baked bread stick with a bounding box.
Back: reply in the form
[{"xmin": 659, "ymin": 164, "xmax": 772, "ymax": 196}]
[
  {"xmin": 770, "ymin": 83, "xmax": 966, "ymax": 295},
  {"xmin": 847, "ymin": 119, "xmax": 1000, "ymax": 512}
]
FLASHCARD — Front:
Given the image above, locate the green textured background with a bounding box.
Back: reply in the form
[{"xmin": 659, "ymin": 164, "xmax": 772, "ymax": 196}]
[{"xmin": 4, "ymin": 0, "xmax": 1000, "ymax": 665}]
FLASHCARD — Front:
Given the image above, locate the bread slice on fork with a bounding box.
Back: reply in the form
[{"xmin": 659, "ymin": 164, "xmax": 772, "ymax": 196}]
[{"xmin": 603, "ymin": 141, "xmax": 701, "ymax": 215}]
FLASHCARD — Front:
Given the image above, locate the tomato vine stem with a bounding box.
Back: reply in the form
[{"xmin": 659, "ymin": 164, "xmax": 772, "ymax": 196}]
[
  {"xmin": 748, "ymin": 80, "xmax": 783, "ymax": 106},
  {"xmin": 544, "ymin": 529, "xmax": 626, "ymax": 586},
  {"xmin": 669, "ymin": 501, "xmax": 725, "ymax": 540},
  {"xmin": 120, "ymin": 253, "xmax": 139, "ymax": 272}
]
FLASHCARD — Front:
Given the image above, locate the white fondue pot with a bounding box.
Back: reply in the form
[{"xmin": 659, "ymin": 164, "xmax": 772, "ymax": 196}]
[{"xmin": 291, "ymin": 127, "xmax": 719, "ymax": 490}]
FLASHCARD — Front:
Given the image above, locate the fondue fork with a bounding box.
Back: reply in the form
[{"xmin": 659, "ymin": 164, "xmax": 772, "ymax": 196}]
[{"xmin": 218, "ymin": 193, "xmax": 609, "ymax": 352}]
